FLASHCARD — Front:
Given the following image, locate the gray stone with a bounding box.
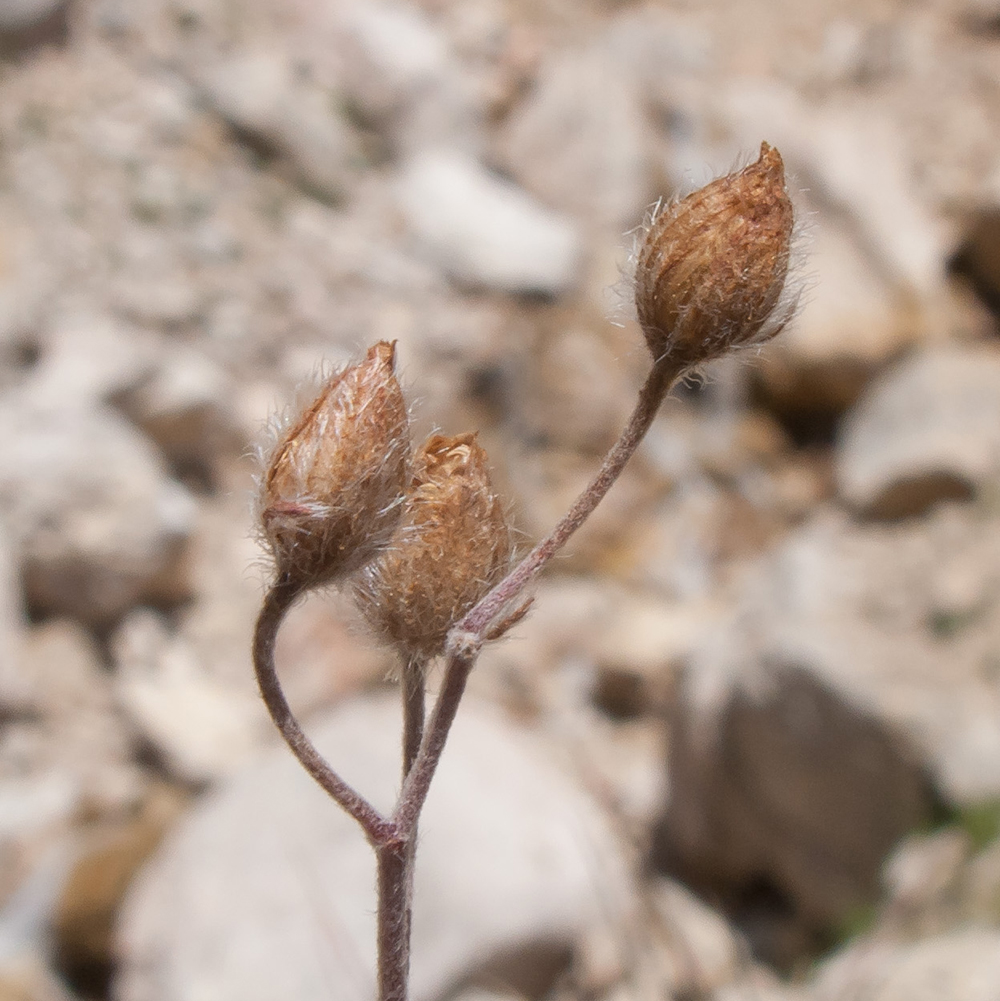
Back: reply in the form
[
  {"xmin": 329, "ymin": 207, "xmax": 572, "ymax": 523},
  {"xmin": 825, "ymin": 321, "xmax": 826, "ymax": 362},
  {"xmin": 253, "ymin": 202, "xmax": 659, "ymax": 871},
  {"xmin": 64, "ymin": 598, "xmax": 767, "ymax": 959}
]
[
  {"xmin": 0, "ymin": 400, "xmax": 196, "ymax": 624},
  {"xmin": 651, "ymin": 505, "xmax": 1000, "ymax": 958},
  {"xmin": 111, "ymin": 344, "xmax": 240, "ymax": 474},
  {"xmin": 836, "ymin": 344, "xmax": 1000, "ymax": 518},
  {"xmin": 495, "ymin": 43, "xmax": 653, "ymax": 229},
  {"xmin": 201, "ymin": 49, "xmax": 362, "ymax": 203},
  {"xmin": 396, "ymin": 149, "xmax": 581, "ymax": 295},
  {"xmin": 334, "ymin": 0, "xmax": 479, "ymax": 154},
  {"xmin": 115, "ymin": 693, "xmax": 637, "ymax": 1001},
  {"xmin": 0, "ymin": 521, "xmax": 26, "ymax": 712}
]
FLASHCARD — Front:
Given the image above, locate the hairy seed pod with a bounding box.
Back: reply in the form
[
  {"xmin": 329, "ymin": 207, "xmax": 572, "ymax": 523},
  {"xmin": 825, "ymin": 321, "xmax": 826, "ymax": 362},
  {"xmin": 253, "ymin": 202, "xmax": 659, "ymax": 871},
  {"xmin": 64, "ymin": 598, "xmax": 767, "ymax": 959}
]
[
  {"xmin": 354, "ymin": 433, "xmax": 514, "ymax": 659},
  {"xmin": 634, "ymin": 142, "xmax": 795, "ymax": 368},
  {"xmin": 259, "ymin": 341, "xmax": 410, "ymax": 590}
]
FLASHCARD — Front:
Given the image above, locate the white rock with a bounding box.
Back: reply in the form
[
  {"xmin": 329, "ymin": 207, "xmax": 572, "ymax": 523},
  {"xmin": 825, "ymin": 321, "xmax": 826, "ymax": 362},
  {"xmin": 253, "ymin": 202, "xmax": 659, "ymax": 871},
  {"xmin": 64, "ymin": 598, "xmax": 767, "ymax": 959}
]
[
  {"xmin": 397, "ymin": 149, "xmax": 581, "ymax": 295},
  {"xmin": 836, "ymin": 344, "xmax": 1000, "ymax": 518},
  {"xmin": 26, "ymin": 311, "xmax": 158, "ymax": 411},
  {"xmin": 649, "ymin": 878, "xmax": 741, "ymax": 995},
  {"xmin": 496, "ymin": 43, "xmax": 653, "ymax": 229},
  {"xmin": 0, "ymin": 401, "xmax": 196, "ymax": 624},
  {"xmin": 112, "ymin": 610, "xmax": 265, "ymax": 784},
  {"xmin": 881, "ymin": 829, "xmax": 969, "ymax": 914},
  {"xmin": 813, "ymin": 927, "xmax": 1000, "ymax": 1001},
  {"xmin": 115, "ymin": 694, "xmax": 637, "ymax": 1001}
]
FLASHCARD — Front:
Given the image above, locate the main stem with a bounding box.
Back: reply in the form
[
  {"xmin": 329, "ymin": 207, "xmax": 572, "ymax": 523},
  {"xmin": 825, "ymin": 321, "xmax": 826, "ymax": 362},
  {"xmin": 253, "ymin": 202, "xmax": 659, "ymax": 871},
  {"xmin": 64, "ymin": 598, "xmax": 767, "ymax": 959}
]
[{"xmin": 376, "ymin": 842, "xmax": 411, "ymax": 1001}]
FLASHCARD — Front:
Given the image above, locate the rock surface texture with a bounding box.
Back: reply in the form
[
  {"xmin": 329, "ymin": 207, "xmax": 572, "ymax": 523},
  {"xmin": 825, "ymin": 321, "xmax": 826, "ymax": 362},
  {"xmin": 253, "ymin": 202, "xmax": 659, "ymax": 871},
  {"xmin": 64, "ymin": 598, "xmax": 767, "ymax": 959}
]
[
  {"xmin": 115, "ymin": 695, "xmax": 637, "ymax": 1001},
  {"xmin": 0, "ymin": 0, "xmax": 998, "ymax": 997}
]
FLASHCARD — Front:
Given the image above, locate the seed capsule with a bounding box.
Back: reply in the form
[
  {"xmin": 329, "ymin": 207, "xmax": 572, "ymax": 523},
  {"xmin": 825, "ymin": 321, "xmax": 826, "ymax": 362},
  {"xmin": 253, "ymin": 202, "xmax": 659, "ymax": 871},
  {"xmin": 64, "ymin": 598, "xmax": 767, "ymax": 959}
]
[
  {"xmin": 634, "ymin": 142, "xmax": 795, "ymax": 368},
  {"xmin": 259, "ymin": 341, "xmax": 410, "ymax": 589},
  {"xmin": 355, "ymin": 433, "xmax": 514, "ymax": 659}
]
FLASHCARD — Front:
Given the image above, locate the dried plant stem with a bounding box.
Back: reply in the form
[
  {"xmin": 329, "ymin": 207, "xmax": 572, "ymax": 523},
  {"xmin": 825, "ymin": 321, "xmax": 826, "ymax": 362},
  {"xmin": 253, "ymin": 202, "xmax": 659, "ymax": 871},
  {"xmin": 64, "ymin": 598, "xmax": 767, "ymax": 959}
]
[
  {"xmin": 460, "ymin": 354, "xmax": 680, "ymax": 638},
  {"xmin": 376, "ymin": 841, "xmax": 411, "ymax": 1001},
  {"xmin": 393, "ymin": 355, "xmax": 680, "ymax": 838},
  {"xmin": 252, "ymin": 356, "xmax": 681, "ymax": 1001},
  {"xmin": 401, "ymin": 655, "xmax": 426, "ymax": 779},
  {"xmin": 393, "ymin": 640, "xmax": 478, "ymax": 837},
  {"xmin": 397, "ymin": 654, "xmax": 424, "ymax": 1000},
  {"xmin": 253, "ymin": 579, "xmax": 393, "ymax": 845}
]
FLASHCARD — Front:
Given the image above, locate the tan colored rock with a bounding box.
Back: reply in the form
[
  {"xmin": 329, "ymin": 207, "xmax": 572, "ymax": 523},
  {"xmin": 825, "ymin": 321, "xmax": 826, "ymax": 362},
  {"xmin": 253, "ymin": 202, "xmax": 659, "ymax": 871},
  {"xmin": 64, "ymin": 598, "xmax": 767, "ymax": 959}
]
[
  {"xmin": 836, "ymin": 344, "xmax": 1000, "ymax": 518},
  {"xmin": 0, "ymin": 401, "xmax": 195, "ymax": 625},
  {"xmin": 0, "ymin": 954, "xmax": 75, "ymax": 1001},
  {"xmin": 17, "ymin": 619, "xmax": 141, "ymax": 814},
  {"xmin": 53, "ymin": 785, "xmax": 187, "ymax": 981},
  {"xmin": 495, "ymin": 43, "xmax": 653, "ymax": 230}
]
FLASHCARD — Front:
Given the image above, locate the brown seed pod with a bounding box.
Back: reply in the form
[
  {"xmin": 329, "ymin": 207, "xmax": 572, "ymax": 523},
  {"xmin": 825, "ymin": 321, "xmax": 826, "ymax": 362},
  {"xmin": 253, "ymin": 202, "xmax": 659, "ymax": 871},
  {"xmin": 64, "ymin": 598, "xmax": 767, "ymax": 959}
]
[
  {"xmin": 259, "ymin": 341, "xmax": 410, "ymax": 590},
  {"xmin": 354, "ymin": 432, "xmax": 514, "ymax": 660},
  {"xmin": 634, "ymin": 142, "xmax": 795, "ymax": 368}
]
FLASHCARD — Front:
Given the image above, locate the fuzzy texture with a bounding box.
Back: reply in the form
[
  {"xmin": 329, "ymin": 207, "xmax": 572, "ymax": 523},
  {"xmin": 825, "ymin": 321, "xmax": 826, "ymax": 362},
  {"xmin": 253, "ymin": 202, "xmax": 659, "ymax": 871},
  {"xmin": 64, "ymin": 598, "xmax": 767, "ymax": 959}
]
[
  {"xmin": 634, "ymin": 142, "xmax": 795, "ymax": 368},
  {"xmin": 259, "ymin": 341, "xmax": 411, "ymax": 590},
  {"xmin": 355, "ymin": 433, "xmax": 514, "ymax": 660}
]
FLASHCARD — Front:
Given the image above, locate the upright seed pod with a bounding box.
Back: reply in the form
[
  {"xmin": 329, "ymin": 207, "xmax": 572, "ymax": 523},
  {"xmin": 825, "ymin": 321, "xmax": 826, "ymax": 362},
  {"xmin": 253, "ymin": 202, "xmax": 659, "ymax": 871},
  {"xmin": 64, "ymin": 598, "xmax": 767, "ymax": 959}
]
[
  {"xmin": 259, "ymin": 341, "xmax": 411, "ymax": 590},
  {"xmin": 355, "ymin": 432, "xmax": 514, "ymax": 660},
  {"xmin": 634, "ymin": 142, "xmax": 795, "ymax": 369}
]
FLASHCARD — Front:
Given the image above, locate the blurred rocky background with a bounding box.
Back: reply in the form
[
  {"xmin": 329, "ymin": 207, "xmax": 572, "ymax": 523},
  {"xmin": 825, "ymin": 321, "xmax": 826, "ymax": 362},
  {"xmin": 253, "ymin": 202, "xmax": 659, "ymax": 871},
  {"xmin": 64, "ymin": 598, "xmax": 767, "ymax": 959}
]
[{"xmin": 2, "ymin": 0, "xmax": 1000, "ymax": 999}]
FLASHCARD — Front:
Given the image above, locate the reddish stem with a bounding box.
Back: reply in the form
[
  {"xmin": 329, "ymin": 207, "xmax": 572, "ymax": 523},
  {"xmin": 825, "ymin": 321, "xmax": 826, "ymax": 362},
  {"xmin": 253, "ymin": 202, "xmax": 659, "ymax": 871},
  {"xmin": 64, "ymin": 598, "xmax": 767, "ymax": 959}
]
[{"xmin": 253, "ymin": 579, "xmax": 393, "ymax": 845}]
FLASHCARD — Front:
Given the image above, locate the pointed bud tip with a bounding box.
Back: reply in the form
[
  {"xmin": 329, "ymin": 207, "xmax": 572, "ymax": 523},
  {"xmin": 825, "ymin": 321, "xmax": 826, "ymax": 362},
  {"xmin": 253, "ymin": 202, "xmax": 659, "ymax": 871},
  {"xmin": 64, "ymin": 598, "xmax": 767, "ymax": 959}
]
[
  {"xmin": 355, "ymin": 431, "xmax": 514, "ymax": 659},
  {"xmin": 259, "ymin": 340, "xmax": 411, "ymax": 589},
  {"xmin": 634, "ymin": 141, "xmax": 796, "ymax": 369}
]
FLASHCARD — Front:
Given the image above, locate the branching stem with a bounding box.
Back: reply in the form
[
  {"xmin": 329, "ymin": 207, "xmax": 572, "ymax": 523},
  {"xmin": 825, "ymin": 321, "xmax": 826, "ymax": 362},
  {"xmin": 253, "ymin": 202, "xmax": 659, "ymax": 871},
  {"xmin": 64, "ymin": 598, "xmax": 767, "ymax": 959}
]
[
  {"xmin": 252, "ymin": 357, "xmax": 680, "ymax": 1001},
  {"xmin": 459, "ymin": 355, "xmax": 679, "ymax": 637}
]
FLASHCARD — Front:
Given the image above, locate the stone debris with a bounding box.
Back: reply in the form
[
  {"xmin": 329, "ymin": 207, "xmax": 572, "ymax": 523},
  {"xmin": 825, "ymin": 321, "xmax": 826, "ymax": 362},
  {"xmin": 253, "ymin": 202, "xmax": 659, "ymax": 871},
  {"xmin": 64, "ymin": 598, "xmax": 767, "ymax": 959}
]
[
  {"xmin": 0, "ymin": 401, "xmax": 195, "ymax": 625},
  {"xmin": 115, "ymin": 694, "xmax": 638, "ymax": 1001},
  {"xmin": 836, "ymin": 344, "xmax": 1000, "ymax": 518},
  {"xmin": 0, "ymin": 0, "xmax": 996, "ymax": 997},
  {"xmin": 396, "ymin": 149, "xmax": 581, "ymax": 295},
  {"xmin": 813, "ymin": 927, "xmax": 1000, "ymax": 1001}
]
